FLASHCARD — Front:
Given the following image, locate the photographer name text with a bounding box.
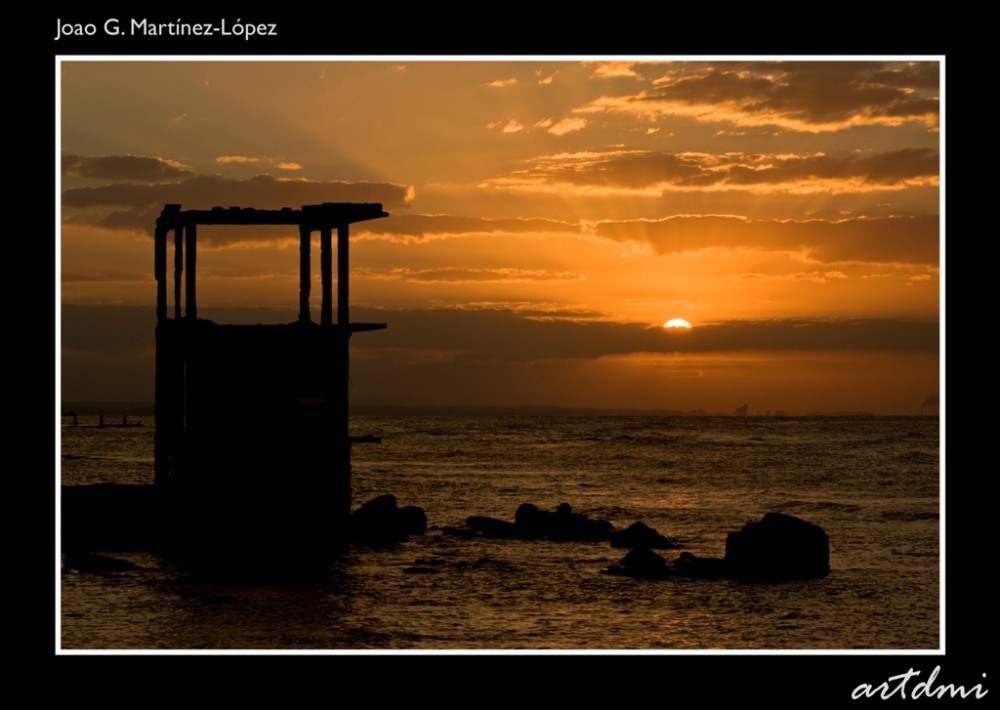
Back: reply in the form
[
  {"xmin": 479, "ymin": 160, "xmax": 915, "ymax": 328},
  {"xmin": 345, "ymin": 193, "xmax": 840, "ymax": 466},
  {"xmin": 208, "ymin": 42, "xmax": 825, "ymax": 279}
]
[{"xmin": 55, "ymin": 18, "xmax": 277, "ymax": 40}]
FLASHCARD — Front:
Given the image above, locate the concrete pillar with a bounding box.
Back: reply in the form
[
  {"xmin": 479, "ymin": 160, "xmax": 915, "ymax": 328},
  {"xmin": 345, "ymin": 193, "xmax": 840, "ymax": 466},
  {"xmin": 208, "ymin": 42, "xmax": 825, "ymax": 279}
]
[
  {"xmin": 337, "ymin": 223, "xmax": 351, "ymax": 520},
  {"xmin": 154, "ymin": 221, "xmax": 169, "ymax": 487},
  {"xmin": 154, "ymin": 224, "xmax": 167, "ymax": 321},
  {"xmin": 185, "ymin": 223, "xmax": 197, "ymax": 320},
  {"xmin": 337, "ymin": 224, "xmax": 349, "ymax": 327},
  {"xmin": 174, "ymin": 225, "xmax": 183, "ymax": 320},
  {"xmin": 300, "ymin": 224, "xmax": 311, "ymax": 322},
  {"xmin": 321, "ymin": 226, "xmax": 332, "ymax": 326}
]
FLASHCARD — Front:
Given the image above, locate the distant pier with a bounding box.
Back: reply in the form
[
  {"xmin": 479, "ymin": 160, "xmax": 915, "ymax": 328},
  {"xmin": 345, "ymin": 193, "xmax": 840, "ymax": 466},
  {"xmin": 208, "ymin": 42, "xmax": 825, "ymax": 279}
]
[{"xmin": 61, "ymin": 412, "xmax": 143, "ymax": 428}]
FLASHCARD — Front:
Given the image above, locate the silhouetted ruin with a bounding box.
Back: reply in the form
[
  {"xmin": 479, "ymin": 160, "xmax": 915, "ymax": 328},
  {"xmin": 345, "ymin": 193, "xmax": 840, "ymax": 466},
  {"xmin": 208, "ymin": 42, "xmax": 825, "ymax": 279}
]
[{"xmin": 153, "ymin": 203, "xmax": 388, "ymax": 566}]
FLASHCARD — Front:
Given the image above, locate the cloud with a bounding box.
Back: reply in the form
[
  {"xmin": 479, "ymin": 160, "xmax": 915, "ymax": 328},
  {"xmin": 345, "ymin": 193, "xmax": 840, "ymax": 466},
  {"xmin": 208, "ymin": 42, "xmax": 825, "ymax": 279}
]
[
  {"xmin": 61, "ymin": 174, "xmax": 415, "ymax": 239},
  {"xmin": 215, "ymin": 156, "xmax": 260, "ymax": 164},
  {"xmin": 487, "ymin": 78, "xmax": 518, "ymax": 87},
  {"xmin": 217, "ymin": 156, "xmax": 302, "ymax": 170},
  {"xmin": 576, "ymin": 61, "xmax": 939, "ymax": 132},
  {"xmin": 62, "ymin": 154, "xmax": 192, "ymax": 181},
  {"xmin": 356, "ymin": 310, "xmax": 939, "ymax": 359},
  {"xmin": 730, "ymin": 271, "xmax": 837, "ymax": 283},
  {"xmin": 870, "ymin": 62, "xmax": 939, "ymax": 89},
  {"xmin": 548, "ymin": 118, "xmax": 588, "ymax": 136},
  {"xmin": 362, "ymin": 267, "xmax": 584, "ymax": 284},
  {"xmin": 503, "ymin": 120, "xmax": 524, "ymax": 134},
  {"xmin": 354, "ymin": 214, "xmax": 583, "ymax": 243},
  {"xmin": 535, "ymin": 118, "xmax": 553, "ymax": 128},
  {"xmin": 60, "ymin": 304, "xmax": 939, "ymax": 407},
  {"xmin": 61, "ymin": 272, "xmax": 151, "ymax": 283},
  {"xmin": 591, "ymin": 62, "xmax": 641, "ymax": 79},
  {"xmin": 593, "ymin": 214, "xmax": 939, "ymax": 265},
  {"xmin": 62, "ymin": 305, "xmax": 939, "ymax": 369},
  {"xmin": 728, "ymin": 270, "xmax": 846, "ymax": 283},
  {"xmin": 485, "ymin": 148, "xmax": 939, "ymax": 196},
  {"xmin": 535, "ymin": 68, "xmax": 557, "ymax": 85}
]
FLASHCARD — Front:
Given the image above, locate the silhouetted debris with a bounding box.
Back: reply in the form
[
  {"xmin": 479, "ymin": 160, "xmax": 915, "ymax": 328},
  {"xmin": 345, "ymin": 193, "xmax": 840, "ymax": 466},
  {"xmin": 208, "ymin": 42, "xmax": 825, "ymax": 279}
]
[
  {"xmin": 350, "ymin": 494, "xmax": 427, "ymax": 546},
  {"xmin": 609, "ymin": 521, "xmax": 678, "ymax": 549},
  {"xmin": 601, "ymin": 548, "xmax": 672, "ymax": 578},
  {"xmin": 724, "ymin": 512, "xmax": 830, "ymax": 581},
  {"xmin": 63, "ymin": 552, "xmax": 139, "ymax": 573}
]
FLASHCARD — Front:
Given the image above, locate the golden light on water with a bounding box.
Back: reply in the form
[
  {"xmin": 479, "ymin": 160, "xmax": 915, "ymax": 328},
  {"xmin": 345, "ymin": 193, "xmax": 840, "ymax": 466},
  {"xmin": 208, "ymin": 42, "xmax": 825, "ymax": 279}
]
[{"xmin": 664, "ymin": 319, "xmax": 692, "ymax": 328}]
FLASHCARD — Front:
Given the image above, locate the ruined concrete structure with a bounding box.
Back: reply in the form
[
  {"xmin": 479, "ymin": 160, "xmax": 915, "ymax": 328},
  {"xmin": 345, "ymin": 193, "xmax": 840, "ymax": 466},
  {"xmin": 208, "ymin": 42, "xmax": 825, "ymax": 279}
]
[{"xmin": 153, "ymin": 203, "xmax": 387, "ymax": 563}]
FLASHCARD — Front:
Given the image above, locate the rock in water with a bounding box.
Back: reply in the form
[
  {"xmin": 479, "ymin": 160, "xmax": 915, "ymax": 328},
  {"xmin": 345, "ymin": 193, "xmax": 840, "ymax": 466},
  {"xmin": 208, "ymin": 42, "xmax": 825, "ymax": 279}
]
[
  {"xmin": 609, "ymin": 521, "xmax": 678, "ymax": 549},
  {"xmin": 399, "ymin": 506, "xmax": 428, "ymax": 534},
  {"xmin": 355, "ymin": 493, "xmax": 398, "ymax": 517},
  {"xmin": 601, "ymin": 548, "xmax": 672, "ymax": 578},
  {"xmin": 350, "ymin": 494, "xmax": 428, "ymax": 545},
  {"xmin": 63, "ymin": 552, "xmax": 139, "ymax": 573},
  {"xmin": 512, "ymin": 502, "xmax": 613, "ymax": 541},
  {"xmin": 724, "ymin": 512, "xmax": 830, "ymax": 581}
]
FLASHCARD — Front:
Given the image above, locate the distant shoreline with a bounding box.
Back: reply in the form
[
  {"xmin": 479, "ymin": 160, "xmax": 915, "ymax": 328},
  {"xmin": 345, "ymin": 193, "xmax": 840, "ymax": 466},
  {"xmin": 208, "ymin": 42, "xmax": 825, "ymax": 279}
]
[{"xmin": 58, "ymin": 401, "xmax": 933, "ymax": 418}]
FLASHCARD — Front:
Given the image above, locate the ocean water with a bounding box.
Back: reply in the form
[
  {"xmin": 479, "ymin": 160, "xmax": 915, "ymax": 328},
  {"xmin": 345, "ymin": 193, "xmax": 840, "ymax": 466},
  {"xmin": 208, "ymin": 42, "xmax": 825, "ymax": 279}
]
[{"xmin": 59, "ymin": 414, "xmax": 940, "ymax": 650}]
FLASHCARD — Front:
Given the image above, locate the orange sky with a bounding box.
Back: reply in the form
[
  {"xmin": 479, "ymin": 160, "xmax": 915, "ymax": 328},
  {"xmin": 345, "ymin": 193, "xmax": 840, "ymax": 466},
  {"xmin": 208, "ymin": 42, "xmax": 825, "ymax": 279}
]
[{"xmin": 59, "ymin": 59, "xmax": 941, "ymax": 414}]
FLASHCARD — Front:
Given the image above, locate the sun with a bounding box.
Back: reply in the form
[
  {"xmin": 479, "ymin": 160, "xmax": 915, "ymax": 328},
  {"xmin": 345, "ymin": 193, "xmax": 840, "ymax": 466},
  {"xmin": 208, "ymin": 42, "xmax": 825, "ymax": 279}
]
[{"xmin": 664, "ymin": 318, "xmax": 692, "ymax": 328}]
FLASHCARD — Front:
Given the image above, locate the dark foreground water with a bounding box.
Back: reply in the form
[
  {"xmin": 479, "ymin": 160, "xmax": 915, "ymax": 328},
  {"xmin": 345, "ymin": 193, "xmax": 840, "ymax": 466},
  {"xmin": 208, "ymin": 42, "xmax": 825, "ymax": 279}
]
[{"xmin": 59, "ymin": 415, "xmax": 939, "ymax": 650}]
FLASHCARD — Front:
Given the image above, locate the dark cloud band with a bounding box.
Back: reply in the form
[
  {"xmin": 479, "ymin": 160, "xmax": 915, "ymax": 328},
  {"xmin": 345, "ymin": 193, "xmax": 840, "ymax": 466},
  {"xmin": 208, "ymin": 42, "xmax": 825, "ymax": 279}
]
[
  {"xmin": 62, "ymin": 173, "xmax": 414, "ymax": 237},
  {"xmin": 62, "ymin": 154, "xmax": 192, "ymax": 181}
]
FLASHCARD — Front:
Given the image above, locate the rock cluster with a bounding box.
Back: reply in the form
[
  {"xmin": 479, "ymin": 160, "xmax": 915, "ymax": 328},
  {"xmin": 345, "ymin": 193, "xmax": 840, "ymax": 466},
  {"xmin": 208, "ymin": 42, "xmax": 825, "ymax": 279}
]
[
  {"xmin": 350, "ymin": 496, "xmax": 829, "ymax": 585},
  {"xmin": 723, "ymin": 512, "xmax": 830, "ymax": 581},
  {"xmin": 350, "ymin": 494, "xmax": 427, "ymax": 546},
  {"xmin": 603, "ymin": 512, "xmax": 830, "ymax": 582},
  {"xmin": 465, "ymin": 502, "xmax": 614, "ymax": 542},
  {"xmin": 459, "ymin": 501, "xmax": 681, "ymax": 551}
]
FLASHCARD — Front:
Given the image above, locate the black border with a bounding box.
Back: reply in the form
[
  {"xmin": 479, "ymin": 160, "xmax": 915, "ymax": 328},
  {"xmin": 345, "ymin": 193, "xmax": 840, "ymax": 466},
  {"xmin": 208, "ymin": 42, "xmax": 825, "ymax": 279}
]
[{"xmin": 51, "ymin": 17, "xmax": 971, "ymax": 701}]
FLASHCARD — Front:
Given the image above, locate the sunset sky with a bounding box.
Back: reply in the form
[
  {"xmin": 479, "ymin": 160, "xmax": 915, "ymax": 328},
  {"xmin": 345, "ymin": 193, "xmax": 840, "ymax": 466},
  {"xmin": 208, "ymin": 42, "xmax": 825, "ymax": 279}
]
[{"xmin": 58, "ymin": 59, "xmax": 941, "ymax": 414}]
